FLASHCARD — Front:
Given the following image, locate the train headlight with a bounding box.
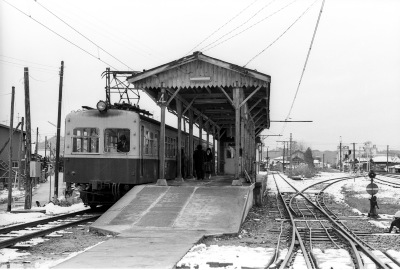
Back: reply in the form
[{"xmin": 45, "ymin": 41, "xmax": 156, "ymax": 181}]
[{"xmin": 97, "ymin": 100, "xmax": 107, "ymax": 112}]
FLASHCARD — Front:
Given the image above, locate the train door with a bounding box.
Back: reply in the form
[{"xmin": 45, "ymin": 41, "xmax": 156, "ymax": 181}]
[{"xmin": 224, "ymin": 142, "xmax": 236, "ymax": 175}]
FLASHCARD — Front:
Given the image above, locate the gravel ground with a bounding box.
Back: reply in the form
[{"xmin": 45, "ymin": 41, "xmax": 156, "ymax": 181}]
[
  {"xmin": 2, "ymin": 172, "xmax": 400, "ymax": 268},
  {"xmin": 202, "ymin": 181, "xmax": 400, "ymax": 253},
  {"xmin": 1, "ymin": 222, "xmax": 111, "ymax": 268}
]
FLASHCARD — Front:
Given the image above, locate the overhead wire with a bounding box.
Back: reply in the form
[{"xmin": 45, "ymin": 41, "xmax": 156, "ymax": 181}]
[
  {"xmin": 200, "ymin": 0, "xmax": 297, "ymax": 52},
  {"xmin": 2, "ymin": 0, "xmax": 118, "ymax": 70},
  {"xmin": 186, "ymin": 0, "xmax": 260, "ymax": 55},
  {"xmin": 244, "ymin": 0, "xmax": 319, "ymax": 67},
  {"xmin": 0, "ymin": 54, "xmax": 59, "ymax": 69},
  {"xmin": 0, "ymin": 59, "xmax": 59, "ymax": 73},
  {"xmin": 34, "ymin": 0, "xmax": 135, "ymax": 71},
  {"xmin": 198, "ymin": 0, "xmax": 279, "ymax": 52},
  {"xmin": 280, "ymin": 0, "xmax": 326, "ymax": 135},
  {"xmin": 54, "ymin": 0, "xmax": 164, "ymax": 63}
]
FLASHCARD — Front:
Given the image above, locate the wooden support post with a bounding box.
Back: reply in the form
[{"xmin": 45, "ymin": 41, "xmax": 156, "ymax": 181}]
[
  {"xmin": 212, "ymin": 126, "xmax": 216, "ymax": 175},
  {"xmin": 239, "ymin": 89, "xmax": 245, "ymax": 181},
  {"xmin": 176, "ymin": 99, "xmax": 183, "ymax": 181},
  {"xmin": 199, "ymin": 115, "xmax": 203, "ymax": 143},
  {"xmin": 157, "ymin": 86, "xmax": 168, "ymax": 186},
  {"xmin": 7, "ymin": 87, "xmax": 15, "ymax": 212},
  {"xmin": 55, "ymin": 61, "xmax": 64, "ymax": 197},
  {"xmin": 18, "ymin": 117, "xmax": 24, "ymax": 190},
  {"xmin": 232, "ymin": 85, "xmax": 242, "ymax": 186},
  {"xmin": 188, "ymin": 110, "xmax": 194, "ymax": 179},
  {"xmin": 217, "ymin": 128, "xmax": 221, "ymax": 175},
  {"xmin": 206, "ymin": 130, "xmax": 209, "ymax": 149},
  {"xmin": 24, "ymin": 67, "xmax": 32, "ymax": 209}
]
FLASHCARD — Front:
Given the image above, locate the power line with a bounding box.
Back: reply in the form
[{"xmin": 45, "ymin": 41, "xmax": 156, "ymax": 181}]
[
  {"xmin": 0, "ymin": 59, "xmax": 58, "ymax": 72},
  {"xmin": 244, "ymin": 0, "xmax": 319, "ymax": 67},
  {"xmin": 280, "ymin": 0, "xmax": 325, "ymax": 135},
  {"xmin": 284, "ymin": 0, "xmax": 325, "ymax": 122},
  {"xmin": 34, "ymin": 0, "xmax": 135, "ymax": 71},
  {"xmin": 186, "ymin": 0, "xmax": 260, "ymax": 55},
  {"xmin": 200, "ymin": 0, "xmax": 296, "ymax": 52},
  {"xmin": 2, "ymin": 0, "xmax": 118, "ymax": 69},
  {"xmin": 0, "ymin": 54, "xmax": 59, "ymax": 69}
]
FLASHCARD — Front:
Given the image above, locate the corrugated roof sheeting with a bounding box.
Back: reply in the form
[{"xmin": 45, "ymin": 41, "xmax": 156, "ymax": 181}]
[
  {"xmin": 127, "ymin": 52, "xmax": 271, "ymax": 133},
  {"xmin": 132, "ymin": 60, "xmax": 269, "ymax": 89}
]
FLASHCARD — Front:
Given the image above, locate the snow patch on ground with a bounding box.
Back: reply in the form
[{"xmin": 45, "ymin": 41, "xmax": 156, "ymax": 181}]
[
  {"xmin": 0, "ymin": 249, "xmax": 30, "ymax": 263},
  {"xmin": 0, "ymin": 203, "xmax": 89, "ymax": 227},
  {"xmin": 369, "ymin": 220, "xmax": 391, "ymax": 229},
  {"xmin": 177, "ymin": 244, "xmax": 275, "ymax": 269}
]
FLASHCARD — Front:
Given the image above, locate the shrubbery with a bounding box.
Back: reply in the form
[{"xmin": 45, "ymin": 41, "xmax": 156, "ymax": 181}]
[{"xmin": 288, "ymin": 164, "xmax": 316, "ymax": 178}]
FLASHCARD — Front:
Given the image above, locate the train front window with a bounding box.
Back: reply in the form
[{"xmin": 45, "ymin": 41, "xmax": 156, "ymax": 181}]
[
  {"xmin": 104, "ymin": 129, "xmax": 130, "ymax": 153},
  {"xmin": 72, "ymin": 128, "xmax": 99, "ymax": 153}
]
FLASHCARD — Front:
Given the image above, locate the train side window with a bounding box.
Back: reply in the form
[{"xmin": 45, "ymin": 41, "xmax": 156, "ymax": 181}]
[
  {"xmin": 72, "ymin": 128, "xmax": 99, "ymax": 153},
  {"xmin": 104, "ymin": 128, "xmax": 130, "ymax": 153}
]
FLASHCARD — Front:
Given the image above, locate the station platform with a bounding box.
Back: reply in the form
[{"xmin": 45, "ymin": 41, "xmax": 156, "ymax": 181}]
[{"xmin": 54, "ymin": 175, "xmax": 262, "ymax": 269}]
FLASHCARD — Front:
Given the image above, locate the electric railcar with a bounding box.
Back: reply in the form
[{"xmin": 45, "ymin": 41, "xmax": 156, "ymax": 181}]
[{"xmin": 63, "ymin": 102, "xmax": 211, "ymax": 208}]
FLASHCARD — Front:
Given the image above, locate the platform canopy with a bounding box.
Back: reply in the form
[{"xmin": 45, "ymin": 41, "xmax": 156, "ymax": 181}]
[{"xmin": 127, "ymin": 52, "xmax": 271, "ymax": 136}]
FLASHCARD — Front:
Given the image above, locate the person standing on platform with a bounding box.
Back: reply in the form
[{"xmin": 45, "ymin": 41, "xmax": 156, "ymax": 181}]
[
  {"xmin": 193, "ymin": 145, "xmax": 205, "ymax": 180},
  {"xmin": 205, "ymin": 148, "xmax": 213, "ymax": 179}
]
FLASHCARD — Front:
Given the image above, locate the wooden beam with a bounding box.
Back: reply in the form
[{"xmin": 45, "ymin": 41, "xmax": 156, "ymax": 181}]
[
  {"xmin": 218, "ymin": 129, "xmax": 226, "ymax": 139},
  {"xmin": 182, "ymin": 96, "xmax": 197, "ymax": 115},
  {"xmin": 194, "ymin": 99, "xmax": 228, "ymax": 104},
  {"xmin": 218, "ymin": 86, "xmax": 234, "ymax": 107},
  {"xmin": 204, "ymin": 109, "xmax": 234, "ymax": 114},
  {"xmin": 166, "ymin": 88, "xmax": 182, "ymax": 106},
  {"xmin": 164, "ymin": 88, "xmax": 221, "ymax": 130},
  {"xmin": 180, "ymin": 93, "xmax": 225, "ymax": 99},
  {"xmin": 252, "ymin": 107, "xmax": 264, "ymax": 119},
  {"xmin": 249, "ymin": 98, "xmax": 263, "ymax": 112},
  {"xmin": 239, "ymin": 85, "xmax": 262, "ymax": 108}
]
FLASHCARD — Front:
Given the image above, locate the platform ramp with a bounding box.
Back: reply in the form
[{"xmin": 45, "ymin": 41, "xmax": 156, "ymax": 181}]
[
  {"xmin": 92, "ymin": 184, "xmax": 252, "ymax": 235},
  {"xmin": 54, "ymin": 184, "xmax": 253, "ymax": 269}
]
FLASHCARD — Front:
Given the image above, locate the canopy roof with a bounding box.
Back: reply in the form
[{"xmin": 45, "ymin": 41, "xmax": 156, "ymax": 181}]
[{"xmin": 128, "ymin": 52, "xmax": 271, "ymax": 135}]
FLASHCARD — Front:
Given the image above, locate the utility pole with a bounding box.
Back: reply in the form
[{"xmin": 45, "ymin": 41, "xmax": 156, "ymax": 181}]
[
  {"xmin": 283, "ymin": 143, "xmax": 285, "ymax": 172},
  {"xmin": 55, "ymin": 61, "xmax": 64, "ymax": 198},
  {"xmin": 35, "ymin": 127, "xmax": 38, "ymax": 156},
  {"xmin": 352, "ymin": 143, "xmax": 356, "ymax": 172},
  {"xmin": 24, "ymin": 67, "xmax": 32, "ymax": 209},
  {"xmin": 322, "ymin": 154, "xmax": 325, "ymax": 169},
  {"xmin": 289, "ymin": 133, "xmax": 293, "ymax": 173},
  {"xmin": 18, "ymin": 117, "xmax": 24, "ymax": 190},
  {"xmin": 387, "ymin": 145, "xmax": 389, "ymax": 173},
  {"xmin": 277, "ymin": 140, "xmax": 290, "ymax": 173},
  {"xmin": 7, "ymin": 87, "xmax": 15, "ymax": 212},
  {"xmin": 45, "ymin": 136, "xmax": 47, "ymax": 160},
  {"xmin": 339, "ymin": 140, "xmax": 342, "ymax": 172}
]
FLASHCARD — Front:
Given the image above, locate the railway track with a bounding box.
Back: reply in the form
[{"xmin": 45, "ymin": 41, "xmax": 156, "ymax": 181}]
[
  {"xmin": 0, "ymin": 209, "xmax": 101, "ymax": 250},
  {"xmin": 375, "ymin": 174, "xmax": 400, "ymax": 188},
  {"xmin": 269, "ymin": 172, "xmax": 393, "ymax": 269}
]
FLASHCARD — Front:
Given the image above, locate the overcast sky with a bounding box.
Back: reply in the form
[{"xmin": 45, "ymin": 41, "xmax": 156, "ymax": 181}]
[{"xmin": 1, "ymin": 0, "xmax": 399, "ymax": 151}]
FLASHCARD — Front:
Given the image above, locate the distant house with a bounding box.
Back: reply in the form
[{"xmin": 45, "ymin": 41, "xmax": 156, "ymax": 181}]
[
  {"xmin": 371, "ymin": 155, "xmax": 400, "ymax": 171},
  {"xmin": 388, "ymin": 165, "xmax": 400, "ymax": 173},
  {"xmin": 0, "ymin": 123, "xmax": 26, "ymax": 188},
  {"xmin": 291, "ymin": 150, "xmax": 305, "ymax": 166}
]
